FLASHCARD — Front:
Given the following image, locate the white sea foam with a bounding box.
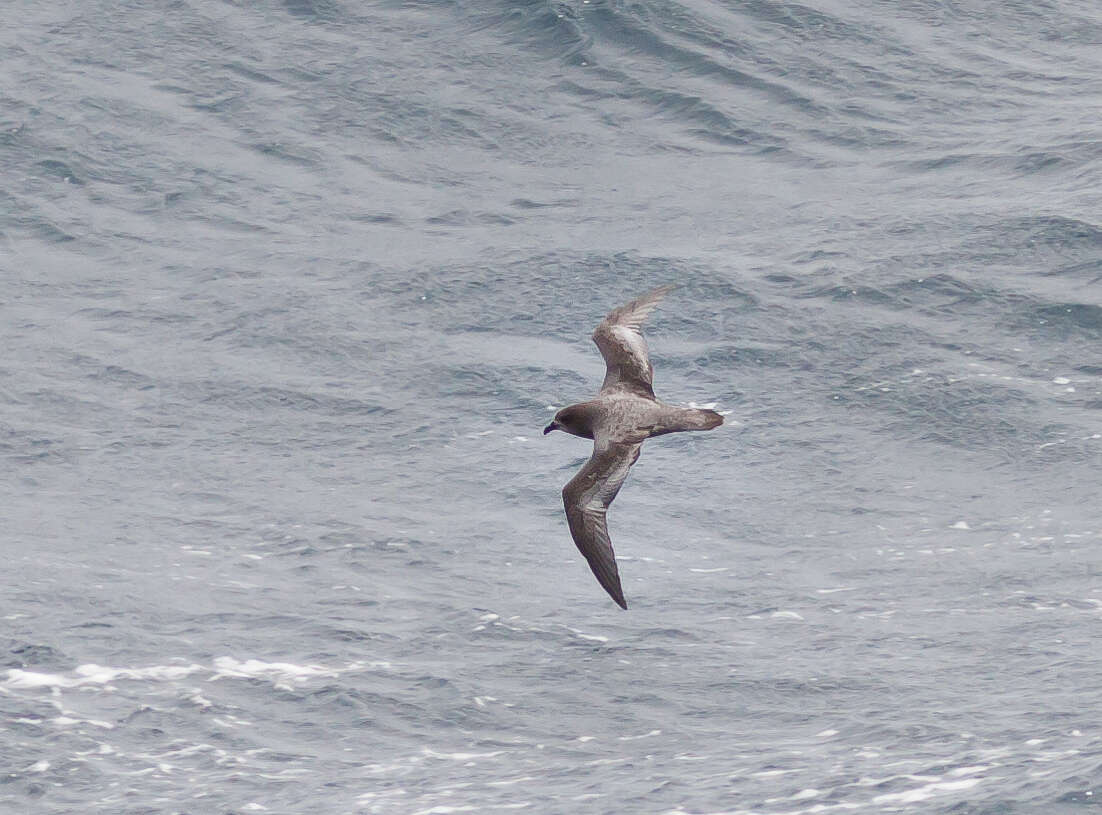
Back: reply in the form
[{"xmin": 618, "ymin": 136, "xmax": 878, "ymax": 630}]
[
  {"xmin": 618, "ymin": 729, "xmax": 662, "ymax": 741},
  {"xmin": 5, "ymin": 658, "xmax": 377, "ymax": 698},
  {"xmin": 52, "ymin": 714, "xmax": 114, "ymax": 729},
  {"xmin": 422, "ymin": 748, "xmax": 504, "ymax": 761},
  {"xmin": 948, "ymin": 765, "xmax": 992, "ymax": 777},
  {"xmin": 5, "ymin": 663, "xmax": 204, "ymax": 690},
  {"xmin": 209, "ymin": 657, "xmax": 339, "ymax": 690},
  {"xmin": 872, "ymin": 776, "xmax": 984, "ymax": 804},
  {"xmin": 560, "ymin": 625, "xmax": 608, "ymax": 643}
]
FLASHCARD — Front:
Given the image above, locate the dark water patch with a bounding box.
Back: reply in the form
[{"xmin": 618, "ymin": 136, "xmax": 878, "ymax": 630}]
[
  {"xmin": 86, "ymin": 364, "xmax": 155, "ymax": 390},
  {"xmin": 586, "ymin": 3, "xmax": 824, "ymax": 113},
  {"xmin": 0, "ymin": 123, "xmax": 26, "ymax": 148},
  {"xmin": 827, "ymin": 362, "xmax": 1084, "ymax": 461},
  {"xmin": 896, "ymin": 148, "xmax": 1083, "ymax": 177},
  {"xmin": 10, "ymin": 383, "xmax": 134, "ymax": 427},
  {"xmin": 799, "ymin": 282, "xmax": 902, "ymax": 308},
  {"xmin": 634, "ymin": 627, "xmax": 701, "ymax": 642},
  {"xmin": 367, "ymin": 252, "xmax": 719, "ymax": 339},
  {"xmin": 561, "ymin": 10, "xmax": 816, "ymax": 153},
  {"xmin": 73, "ymin": 307, "xmax": 194, "ymax": 329},
  {"xmin": 468, "ymin": 0, "xmax": 593, "ymax": 65},
  {"xmin": 738, "ymin": 0, "xmax": 874, "ymax": 42},
  {"xmin": 187, "ymin": 92, "xmax": 248, "ymax": 115},
  {"xmin": 938, "ymin": 215, "xmax": 1102, "ymax": 282},
  {"xmin": 805, "ymin": 122, "xmax": 908, "ymax": 151},
  {"xmin": 34, "ymin": 159, "xmax": 84, "ymax": 185},
  {"xmin": 282, "ymin": 0, "xmax": 343, "ymax": 22},
  {"xmin": 1014, "ymin": 215, "xmax": 1102, "ymax": 251},
  {"xmin": 0, "ymin": 422, "xmax": 65, "ymax": 457},
  {"xmin": 881, "ymin": 273, "xmax": 992, "ymax": 313},
  {"xmin": 10, "ymin": 214, "xmax": 77, "ymax": 243},
  {"xmin": 645, "ymin": 89, "xmax": 759, "ymax": 146},
  {"xmin": 251, "ymin": 141, "xmax": 322, "ymax": 168},
  {"xmin": 222, "ymin": 61, "xmax": 281, "ymax": 85},
  {"xmin": 1039, "ymin": 258, "xmax": 1102, "ymax": 280},
  {"xmin": 197, "ymin": 383, "xmax": 392, "ymax": 417},
  {"xmin": 2, "ymin": 641, "xmax": 69, "ymax": 671},
  {"xmin": 428, "ymin": 362, "xmax": 549, "ymax": 405},
  {"xmin": 688, "ymin": 343, "xmax": 796, "ymax": 372},
  {"xmin": 790, "ymin": 248, "xmax": 851, "ymax": 268},
  {"xmin": 347, "ymin": 212, "xmax": 402, "ymax": 225},
  {"xmin": 1015, "ymin": 150, "xmax": 1076, "ymax": 174},
  {"xmin": 552, "ymin": 77, "xmax": 613, "ymax": 100},
  {"xmin": 790, "ymin": 266, "xmax": 1102, "ymax": 355},
  {"xmin": 510, "ymin": 197, "xmax": 580, "ymax": 209},
  {"xmin": 1026, "ymin": 302, "xmax": 1102, "ymax": 340},
  {"xmin": 425, "ymin": 210, "xmax": 517, "ymax": 227}
]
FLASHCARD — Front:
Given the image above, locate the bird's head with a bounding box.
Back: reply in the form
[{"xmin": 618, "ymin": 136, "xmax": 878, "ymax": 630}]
[{"xmin": 543, "ymin": 405, "xmax": 594, "ymax": 439}]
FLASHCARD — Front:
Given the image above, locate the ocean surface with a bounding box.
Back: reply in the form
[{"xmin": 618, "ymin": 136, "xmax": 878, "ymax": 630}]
[{"xmin": 3, "ymin": 1, "xmax": 1102, "ymax": 813}]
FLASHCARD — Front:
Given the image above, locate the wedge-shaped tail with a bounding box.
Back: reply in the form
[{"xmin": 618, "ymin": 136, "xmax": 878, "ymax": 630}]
[
  {"xmin": 673, "ymin": 408, "xmax": 724, "ymax": 432},
  {"xmin": 645, "ymin": 406, "xmax": 724, "ymax": 437}
]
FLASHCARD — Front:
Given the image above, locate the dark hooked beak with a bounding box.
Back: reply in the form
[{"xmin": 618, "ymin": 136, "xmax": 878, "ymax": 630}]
[{"xmin": 543, "ymin": 421, "xmax": 558, "ymax": 435}]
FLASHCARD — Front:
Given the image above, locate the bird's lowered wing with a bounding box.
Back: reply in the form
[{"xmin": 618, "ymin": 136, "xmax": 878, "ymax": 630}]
[
  {"xmin": 592, "ymin": 284, "xmax": 675, "ymax": 398},
  {"xmin": 562, "ymin": 440, "xmax": 643, "ymax": 609}
]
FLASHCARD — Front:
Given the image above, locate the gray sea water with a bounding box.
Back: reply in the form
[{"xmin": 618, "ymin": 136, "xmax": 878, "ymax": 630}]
[{"xmin": 3, "ymin": 1, "xmax": 1102, "ymax": 812}]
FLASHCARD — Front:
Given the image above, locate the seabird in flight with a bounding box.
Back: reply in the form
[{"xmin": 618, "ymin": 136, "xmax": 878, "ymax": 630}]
[{"xmin": 544, "ymin": 285, "xmax": 722, "ymax": 609}]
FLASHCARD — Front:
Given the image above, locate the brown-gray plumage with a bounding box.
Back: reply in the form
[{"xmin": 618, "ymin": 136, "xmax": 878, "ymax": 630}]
[{"xmin": 544, "ymin": 285, "xmax": 723, "ymax": 609}]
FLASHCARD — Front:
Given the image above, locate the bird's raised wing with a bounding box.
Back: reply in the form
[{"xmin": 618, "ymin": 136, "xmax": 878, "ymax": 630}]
[
  {"xmin": 592, "ymin": 285, "xmax": 675, "ymax": 398},
  {"xmin": 562, "ymin": 440, "xmax": 643, "ymax": 609}
]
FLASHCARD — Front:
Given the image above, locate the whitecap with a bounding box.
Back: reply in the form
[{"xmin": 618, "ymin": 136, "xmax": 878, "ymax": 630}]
[
  {"xmin": 618, "ymin": 729, "xmax": 661, "ymax": 741},
  {"xmin": 560, "ymin": 625, "xmax": 608, "ymax": 643},
  {"xmin": 873, "ymin": 776, "xmax": 984, "ymax": 804},
  {"xmin": 421, "ymin": 748, "xmax": 504, "ymax": 761},
  {"xmin": 5, "ymin": 663, "xmax": 204, "ymax": 690},
  {"xmin": 209, "ymin": 657, "xmax": 338, "ymax": 690}
]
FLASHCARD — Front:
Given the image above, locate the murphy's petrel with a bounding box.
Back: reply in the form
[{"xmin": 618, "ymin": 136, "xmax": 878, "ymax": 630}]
[{"xmin": 544, "ymin": 285, "xmax": 722, "ymax": 609}]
